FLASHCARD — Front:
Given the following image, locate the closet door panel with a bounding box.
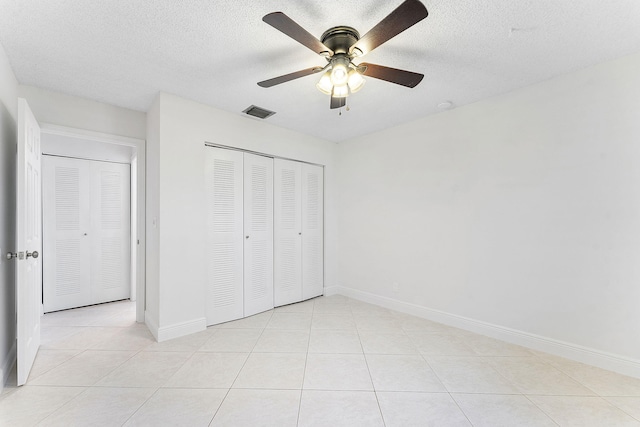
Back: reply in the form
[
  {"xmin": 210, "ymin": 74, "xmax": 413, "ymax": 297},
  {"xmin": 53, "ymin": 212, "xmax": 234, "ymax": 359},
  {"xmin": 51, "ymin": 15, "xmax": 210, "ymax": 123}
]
[
  {"xmin": 243, "ymin": 153, "xmax": 274, "ymax": 317},
  {"xmin": 90, "ymin": 161, "xmax": 131, "ymax": 304},
  {"xmin": 43, "ymin": 156, "xmax": 91, "ymax": 312},
  {"xmin": 205, "ymin": 148, "xmax": 244, "ymax": 325},
  {"xmin": 274, "ymin": 159, "xmax": 302, "ymax": 307},
  {"xmin": 302, "ymin": 164, "xmax": 324, "ymax": 300}
]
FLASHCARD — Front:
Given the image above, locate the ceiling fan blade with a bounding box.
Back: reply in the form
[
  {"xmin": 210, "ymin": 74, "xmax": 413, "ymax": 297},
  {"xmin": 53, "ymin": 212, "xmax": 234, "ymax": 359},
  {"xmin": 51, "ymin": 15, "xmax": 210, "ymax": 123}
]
[
  {"xmin": 330, "ymin": 95, "xmax": 346, "ymax": 109},
  {"xmin": 258, "ymin": 67, "xmax": 323, "ymax": 88},
  {"xmin": 349, "ymin": 0, "xmax": 428, "ymax": 57},
  {"xmin": 263, "ymin": 12, "xmax": 333, "ymax": 56},
  {"xmin": 359, "ymin": 63, "xmax": 424, "ymax": 88}
]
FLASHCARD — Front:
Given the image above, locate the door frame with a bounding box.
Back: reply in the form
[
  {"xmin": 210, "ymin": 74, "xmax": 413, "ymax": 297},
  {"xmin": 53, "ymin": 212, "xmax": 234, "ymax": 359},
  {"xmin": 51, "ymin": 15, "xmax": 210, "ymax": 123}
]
[{"xmin": 40, "ymin": 124, "xmax": 146, "ymax": 322}]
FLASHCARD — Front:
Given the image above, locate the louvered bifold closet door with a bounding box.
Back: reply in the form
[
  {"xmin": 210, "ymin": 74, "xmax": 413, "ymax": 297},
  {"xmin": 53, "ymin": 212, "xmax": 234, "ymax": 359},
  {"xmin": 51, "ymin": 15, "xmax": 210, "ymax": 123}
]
[
  {"xmin": 302, "ymin": 164, "xmax": 324, "ymax": 300},
  {"xmin": 205, "ymin": 148, "xmax": 244, "ymax": 325},
  {"xmin": 43, "ymin": 156, "xmax": 91, "ymax": 312},
  {"xmin": 274, "ymin": 159, "xmax": 302, "ymax": 307},
  {"xmin": 90, "ymin": 161, "xmax": 131, "ymax": 305},
  {"xmin": 243, "ymin": 153, "xmax": 274, "ymax": 317}
]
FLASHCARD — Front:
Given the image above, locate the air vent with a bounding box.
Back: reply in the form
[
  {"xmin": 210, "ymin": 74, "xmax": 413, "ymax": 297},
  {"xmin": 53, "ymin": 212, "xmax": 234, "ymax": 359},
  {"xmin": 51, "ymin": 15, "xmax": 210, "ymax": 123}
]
[{"xmin": 243, "ymin": 105, "xmax": 276, "ymax": 119}]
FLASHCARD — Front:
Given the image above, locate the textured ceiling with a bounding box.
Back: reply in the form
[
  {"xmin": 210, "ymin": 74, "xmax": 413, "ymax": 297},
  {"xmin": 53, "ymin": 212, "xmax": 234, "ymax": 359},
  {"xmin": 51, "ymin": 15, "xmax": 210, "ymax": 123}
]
[{"xmin": 1, "ymin": 0, "xmax": 640, "ymax": 142}]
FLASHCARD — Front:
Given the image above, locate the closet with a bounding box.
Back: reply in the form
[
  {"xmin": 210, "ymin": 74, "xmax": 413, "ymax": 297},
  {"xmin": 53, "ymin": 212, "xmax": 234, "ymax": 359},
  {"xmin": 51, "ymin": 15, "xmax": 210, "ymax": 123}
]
[
  {"xmin": 205, "ymin": 146, "xmax": 323, "ymax": 326},
  {"xmin": 42, "ymin": 155, "xmax": 131, "ymax": 312}
]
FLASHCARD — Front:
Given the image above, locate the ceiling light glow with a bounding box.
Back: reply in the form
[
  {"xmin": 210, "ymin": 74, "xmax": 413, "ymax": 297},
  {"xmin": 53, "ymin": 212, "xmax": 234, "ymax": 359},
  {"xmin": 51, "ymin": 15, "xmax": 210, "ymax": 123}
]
[
  {"xmin": 330, "ymin": 64, "xmax": 348, "ymax": 85},
  {"xmin": 332, "ymin": 84, "xmax": 349, "ymax": 98}
]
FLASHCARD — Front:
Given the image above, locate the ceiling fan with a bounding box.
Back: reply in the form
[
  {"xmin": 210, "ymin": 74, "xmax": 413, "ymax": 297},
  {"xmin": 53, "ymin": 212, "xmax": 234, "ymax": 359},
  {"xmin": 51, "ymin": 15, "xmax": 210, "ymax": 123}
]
[{"xmin": 257, "ymin": 0, "xmax": 429, "ymax": 109}]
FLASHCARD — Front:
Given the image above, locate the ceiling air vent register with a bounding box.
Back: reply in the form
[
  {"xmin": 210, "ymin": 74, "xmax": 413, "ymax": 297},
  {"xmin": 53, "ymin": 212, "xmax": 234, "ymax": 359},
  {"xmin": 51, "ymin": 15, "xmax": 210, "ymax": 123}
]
[{"xmin": 243, "ymin": 105, "xmax": 276, "ymax": 119}]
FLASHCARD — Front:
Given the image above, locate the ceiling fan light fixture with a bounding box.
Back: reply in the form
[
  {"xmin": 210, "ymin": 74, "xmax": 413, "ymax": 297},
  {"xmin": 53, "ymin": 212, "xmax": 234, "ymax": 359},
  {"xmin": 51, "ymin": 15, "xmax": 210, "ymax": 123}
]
[
  {"xmin": 316, "ymin": 71, "xmax": 333, "ymax": 95},
  {"xmin": 347, "ymin": 69, "xmax": 365, "ymax": 93},
  {"xmin": 259, "ymin": 0, "xmax": 428, "ymax": 110}
]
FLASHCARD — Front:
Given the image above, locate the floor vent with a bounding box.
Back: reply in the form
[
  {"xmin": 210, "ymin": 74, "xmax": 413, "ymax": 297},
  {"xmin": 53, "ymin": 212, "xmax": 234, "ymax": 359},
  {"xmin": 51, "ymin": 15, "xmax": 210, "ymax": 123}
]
[{"xmin": 242, "ymin": 105, "xmax": 276, "ymax": 119}]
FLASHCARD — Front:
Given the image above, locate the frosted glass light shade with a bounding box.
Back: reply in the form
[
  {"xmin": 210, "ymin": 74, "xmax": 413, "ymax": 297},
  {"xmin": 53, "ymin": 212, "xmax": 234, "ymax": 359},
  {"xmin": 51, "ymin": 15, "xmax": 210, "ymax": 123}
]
[
  {"xmin": 316, "ymin": 71, "xmax": 333, "ymax": 95},
  {"xmin": 347, "ymin": 70, "xmax": 365, "ymax": 93}
]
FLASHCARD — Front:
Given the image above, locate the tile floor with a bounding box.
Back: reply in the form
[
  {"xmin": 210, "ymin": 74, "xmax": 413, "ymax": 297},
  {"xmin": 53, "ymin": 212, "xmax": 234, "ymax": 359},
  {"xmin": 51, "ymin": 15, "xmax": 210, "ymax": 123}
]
[{"xmin": 1, "ymin": 295, "xmax": 640, "ymax": 426}]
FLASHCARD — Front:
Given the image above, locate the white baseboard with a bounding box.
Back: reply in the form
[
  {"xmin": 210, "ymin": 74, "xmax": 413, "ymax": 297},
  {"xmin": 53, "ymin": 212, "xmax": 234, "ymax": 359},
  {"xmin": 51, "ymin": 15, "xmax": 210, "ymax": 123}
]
[
  {"xmin": 1, "ymin": 342, "xmax": 16, "ymax": 393},
  {"xmin": 334, "ymin": 286, "xmax": 640, "ymax": 379},
  {"xmin": 144, "ymin": 311, "xmax": 160, "ymax": 342},
  {"xmin": 156, "ymin": 317, "xmax": 207, "ymax": 343},
  {"xmin": 323, "ymin": 285, "xmax": 341, "ymax": 296}
]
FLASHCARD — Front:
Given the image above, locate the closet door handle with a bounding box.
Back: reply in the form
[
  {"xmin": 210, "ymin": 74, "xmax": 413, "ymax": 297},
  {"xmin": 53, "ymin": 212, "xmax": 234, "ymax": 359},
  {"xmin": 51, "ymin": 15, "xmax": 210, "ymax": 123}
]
[
  {"xmin": 27, "ymin": 251, "xmax": 39, "ymax": 259},
  {"xmin": 246, "ymin": 235, "xmax": 250, "ymax": 239}
]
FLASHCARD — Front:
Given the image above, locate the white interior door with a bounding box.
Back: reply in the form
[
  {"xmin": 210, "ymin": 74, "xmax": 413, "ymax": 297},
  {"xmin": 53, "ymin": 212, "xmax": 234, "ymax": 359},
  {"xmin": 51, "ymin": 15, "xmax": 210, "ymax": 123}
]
[
  {"xmin": 91, "ymin": 161, "xmax": 131, "ymax": 304},
  {"xmin": 16, "ymin": 98, "xmax": 42, "ymax": 386},
  {"xmin": 243, "ymin": 153, "xmax": 274, "ymax": 317},
  {"xmin": 205, "ymin": 148, "xmax": 244, "ymax": 325},
  {"xmin": 302, "ymin": 164, "xmax": 324, "ymax": 300},
  {"xmin": 274, "ymin": 159, "xmax": 302, "ymax": 307},
  {"xmin": 42, "ymin": 156, "xmax": 91, "ymax": 312}
]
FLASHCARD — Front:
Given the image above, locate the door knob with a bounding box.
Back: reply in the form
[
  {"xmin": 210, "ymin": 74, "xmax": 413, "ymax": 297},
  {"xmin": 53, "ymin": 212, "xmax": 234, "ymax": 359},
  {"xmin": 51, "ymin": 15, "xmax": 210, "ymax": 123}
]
[
  {"xmin": 26, "ymin": 251, "xmax": 39, "ymax": 259},
  {"xmin": 5, "ymin": 252, "xmax": 17, "ymax": 260},
  {"xmin": 246, "ymin": 236, "xmax": 250, "ymax": 239}
]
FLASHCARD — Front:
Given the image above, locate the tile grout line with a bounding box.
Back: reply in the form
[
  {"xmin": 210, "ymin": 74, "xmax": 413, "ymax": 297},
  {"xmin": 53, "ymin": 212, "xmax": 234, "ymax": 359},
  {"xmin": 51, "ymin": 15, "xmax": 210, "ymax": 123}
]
[
  {"xmin": 354, "ymin": 302, "xmax": 387, "ymax": 427},
  {"xmin": 208, "ymin": 310, "xmax": 274, "ymax": 425},
  {"xmin": 521, "ymin": 394, "xmax": 562, "ymax": 427},
  {"xmin": 601, "ymin": 396, "xmax": 640, "ymax": 423},
  {"xmin": 119, "ymin": 386, "xmax": 162, "ymax": 426},
  {"xmin": 416, "ymin": 338, "xmax": 475, "ymax": 426},
  {"xmin": 295, "ymin": 299, "xmax": 316, "ymax": 426},
  {"xmin": 30, "ymin": 386, "xmax": 92, "ymax": 426}
]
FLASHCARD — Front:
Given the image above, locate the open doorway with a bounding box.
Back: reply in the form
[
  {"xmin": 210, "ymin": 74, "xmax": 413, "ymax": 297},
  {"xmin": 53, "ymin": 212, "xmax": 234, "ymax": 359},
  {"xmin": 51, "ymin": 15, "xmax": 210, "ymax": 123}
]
[{"xmin": 39, "ymin": 124, "xmax": 145, "ymax": 323}]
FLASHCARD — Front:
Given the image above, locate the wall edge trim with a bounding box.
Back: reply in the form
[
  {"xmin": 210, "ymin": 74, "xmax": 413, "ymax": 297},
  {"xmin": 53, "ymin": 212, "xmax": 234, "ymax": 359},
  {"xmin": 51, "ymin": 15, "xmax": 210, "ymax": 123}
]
[
  {"xmin": 156, "ymin": 317, "xmax": 207, "ymax": 343},
  {"xmin": 333, "ymin": 286, "xmax": 640, "ymax": 379},
  {"xmin": 144, "ymin": 311, "xmax": 160, "ymax": 342}
]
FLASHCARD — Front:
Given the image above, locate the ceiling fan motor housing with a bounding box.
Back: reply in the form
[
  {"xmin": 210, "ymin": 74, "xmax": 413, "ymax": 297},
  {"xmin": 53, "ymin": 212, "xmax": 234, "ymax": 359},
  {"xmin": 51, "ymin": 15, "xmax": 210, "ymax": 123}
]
[{"xmin": 321, "ymin": 26, "xmax": 360, "ymax": 56}]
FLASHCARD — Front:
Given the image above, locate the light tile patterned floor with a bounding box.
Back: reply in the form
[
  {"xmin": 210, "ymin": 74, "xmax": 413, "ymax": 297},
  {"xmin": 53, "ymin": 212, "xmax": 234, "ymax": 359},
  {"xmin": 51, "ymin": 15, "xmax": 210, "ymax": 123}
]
[{"xmin": 1, "ymin": 295, "xmax": 640, "ymax": 426}]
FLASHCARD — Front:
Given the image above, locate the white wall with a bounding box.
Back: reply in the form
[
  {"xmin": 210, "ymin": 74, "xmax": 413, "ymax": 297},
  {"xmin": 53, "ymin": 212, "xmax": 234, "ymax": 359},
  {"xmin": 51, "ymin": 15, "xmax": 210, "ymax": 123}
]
[
  {"xmin": 41, "ymin": 132, "xmax": 133, "ymax": 163},
  {"xmin": 146, "ymin": 92, "xmax": 337, "ymax": 340},
  {"xmin": 337, "ymin": 52, "xmax": 640, "ymax": 375},
  {"xmin": 145, "ymin": 95, "xmax": 161, "ymax": 335},
  {"xmin": 0, "ymin": 41, "xmax": 18, "ymax": 392},
  {"xmin": 18, "ymin": 85, "xmax": 146, "ymax": 140}
]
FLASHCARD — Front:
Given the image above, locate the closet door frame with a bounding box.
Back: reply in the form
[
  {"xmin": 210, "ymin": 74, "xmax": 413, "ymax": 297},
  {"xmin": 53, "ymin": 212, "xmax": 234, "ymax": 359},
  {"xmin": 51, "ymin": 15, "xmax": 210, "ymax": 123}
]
[{"xmin": 40, "ymin": 124, "xmax": 146, "ymax": 322}]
